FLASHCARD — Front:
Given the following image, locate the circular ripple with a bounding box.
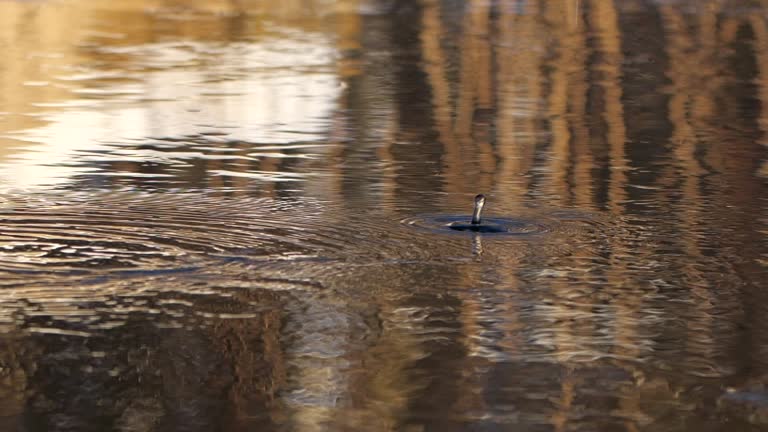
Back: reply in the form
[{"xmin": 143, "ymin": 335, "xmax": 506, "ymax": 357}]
[
  {"xmin": 0, "ymin": 192, "xmax": 482, "ymax": 279},
  {"xmin": 402, "ymin": 210, "xmax": 616, "ymax": 245},
  {"xmin": 0, "ymin": 190, "xmax": 620, "ymax": 285},
  {"xmin": 403, "ymin": 215, "xmax": 552, "ymax": 236},
  {"xmin": 0, "ymin": 192, "xmax": 348, "ymax": 275}
]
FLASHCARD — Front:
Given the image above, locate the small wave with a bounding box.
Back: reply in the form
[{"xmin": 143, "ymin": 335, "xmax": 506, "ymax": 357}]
[
  {"xmin": 402, "ymin": 215, "xmax": 550, "ymax": 236},
  {"xmin": 0, "ymin": 192, "xmax": 335, "ymax": 276},
  {"xmin": 402, "ymin": 208, "xmax": 611, "ymax": 239},
  {"xmin": 0, "ymin": 192, "xmax": 490, "ymax": 280}
]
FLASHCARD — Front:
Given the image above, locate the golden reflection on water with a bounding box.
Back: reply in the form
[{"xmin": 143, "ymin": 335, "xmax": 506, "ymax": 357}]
[
  {"xmin": 0, "ymin": 0, "xmax": 766, "ymax": 430},
  {"xmin": 0, "ymin": 0, "xmax": 345, "ymax": 188}
]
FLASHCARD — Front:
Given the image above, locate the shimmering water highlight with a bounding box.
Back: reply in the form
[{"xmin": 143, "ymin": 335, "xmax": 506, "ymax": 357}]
[{"xmin": 0, "ymin": 0, "xmax": 764, "ymax": 431}]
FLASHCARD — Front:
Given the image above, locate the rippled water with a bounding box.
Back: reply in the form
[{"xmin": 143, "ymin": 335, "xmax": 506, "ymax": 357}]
[{"xmin": 0, "ymin": 0, "xmax": 766, "ymax": 430}]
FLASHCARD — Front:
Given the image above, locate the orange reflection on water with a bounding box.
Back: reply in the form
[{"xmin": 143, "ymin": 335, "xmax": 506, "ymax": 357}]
[{"xmin": 0, "ymin": 0, "xmax": 765, "ymax": 431}]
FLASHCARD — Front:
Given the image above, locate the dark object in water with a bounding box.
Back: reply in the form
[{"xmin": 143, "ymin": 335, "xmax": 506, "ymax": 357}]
[
  {"xmin": 449, "ymin": 194, "xmax": 506, "ymax": 233},
  {"xmin": 471, "ymin": 194, "xmax": 485, "ymax": 224}
]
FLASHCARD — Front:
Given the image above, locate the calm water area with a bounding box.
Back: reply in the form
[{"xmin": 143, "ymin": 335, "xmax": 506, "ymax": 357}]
[{"xmin": 0, "ymin": 0, "xmax": 766, "ymax": 430}]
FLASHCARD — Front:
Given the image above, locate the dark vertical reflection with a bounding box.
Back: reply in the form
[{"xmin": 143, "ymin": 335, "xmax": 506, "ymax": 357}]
[
  {"xmin": 744, "ymin": 8, "xmax": 768, "ymax": 378},
  {"xmin": 10, "ymin": 289, "xmax": 285, "ymax": 432},
  {"xmin": 619, "ymin": 2, "xmax": 674, "ymax": 206},
  {"xmin": 387, "ymin": 1, "xmax": 444, "ymax": 209},
  {"xmin": 0, "ymin": 0, "xmax": 765, "ymax": 430}
]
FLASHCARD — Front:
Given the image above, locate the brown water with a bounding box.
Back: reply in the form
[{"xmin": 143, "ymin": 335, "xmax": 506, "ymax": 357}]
[{"xmin": 0, "ymin": 0, "xmax": 766, "ymax": 430}]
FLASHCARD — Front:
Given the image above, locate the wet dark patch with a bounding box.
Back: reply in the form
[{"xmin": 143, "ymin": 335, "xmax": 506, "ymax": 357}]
[{"xmin": 447, "ymin": 222, "xmax": 507, "ymax": 233}]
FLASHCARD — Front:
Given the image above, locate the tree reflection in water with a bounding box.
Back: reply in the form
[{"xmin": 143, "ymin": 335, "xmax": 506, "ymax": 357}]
[{"xmin": 0, "ymin": 0, "xmax": 764, "ymax": 430}]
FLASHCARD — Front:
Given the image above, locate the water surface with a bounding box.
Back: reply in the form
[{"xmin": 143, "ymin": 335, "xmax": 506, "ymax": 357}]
[{"xmin": 0, "ymin": 0, "xmax": 766, "ymax": 431}]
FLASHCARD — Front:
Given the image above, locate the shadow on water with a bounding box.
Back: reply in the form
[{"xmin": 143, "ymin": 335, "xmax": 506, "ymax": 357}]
[{"xmin": 0, "ymin": 0, "xmax": 765, "ymax": 431}]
